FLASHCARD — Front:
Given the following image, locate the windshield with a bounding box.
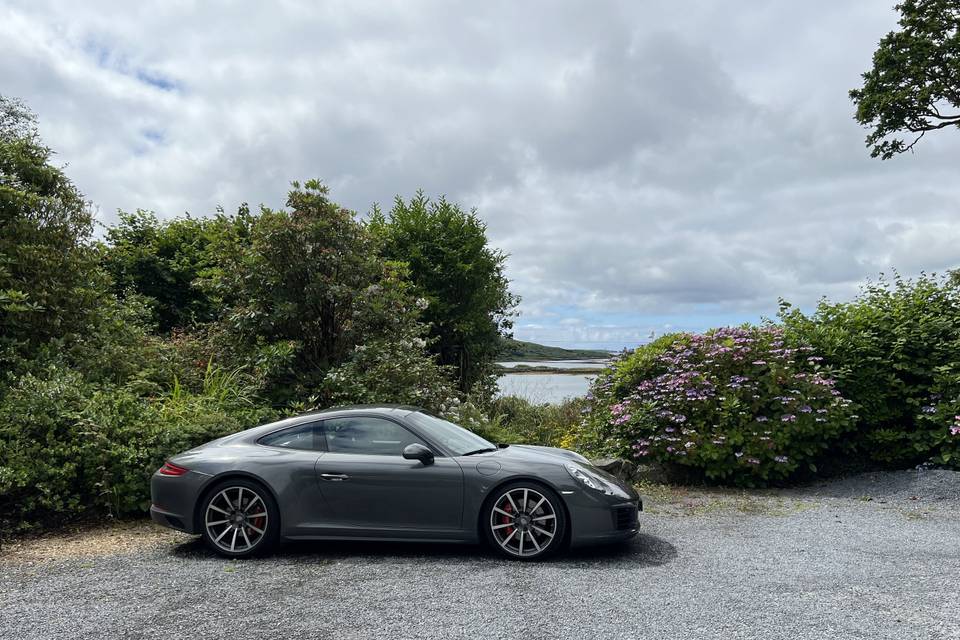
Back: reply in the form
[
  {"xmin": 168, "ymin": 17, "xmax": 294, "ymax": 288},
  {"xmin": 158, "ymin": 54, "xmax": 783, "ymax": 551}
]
[{"xmin": 405, "ymin": 411, "xmax": 496, "ymax": 456}]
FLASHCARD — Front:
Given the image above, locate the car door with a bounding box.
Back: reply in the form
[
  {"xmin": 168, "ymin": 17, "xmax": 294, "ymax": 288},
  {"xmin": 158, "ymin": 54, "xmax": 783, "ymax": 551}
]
[
  {"xmin": 313, "ymin": 415, "xmax": 464, "ymax": 533},
  {"xmin": 256, "ymin": 421, "xmax": 330, "ymax": 534}
]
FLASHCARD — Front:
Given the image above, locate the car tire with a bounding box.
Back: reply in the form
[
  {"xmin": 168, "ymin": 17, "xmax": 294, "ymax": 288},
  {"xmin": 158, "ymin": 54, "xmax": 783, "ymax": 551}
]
[
  {"xmin": 199, "ymin": 478, "xmax": 280, "ymax": 558},
  {"xmin": 482, "ymin": 481, "xmax": 567, "ymax": 561}
]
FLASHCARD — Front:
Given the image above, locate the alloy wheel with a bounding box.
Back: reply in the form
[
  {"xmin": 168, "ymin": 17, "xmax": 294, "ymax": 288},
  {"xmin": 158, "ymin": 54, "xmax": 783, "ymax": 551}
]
[
  {"xmin": 489, "ymin": 487, "xmax": 558, "ymax": 558},
  {"xmin": 204, "ymin": 486, "xmax": 269, "ymax": 554}
]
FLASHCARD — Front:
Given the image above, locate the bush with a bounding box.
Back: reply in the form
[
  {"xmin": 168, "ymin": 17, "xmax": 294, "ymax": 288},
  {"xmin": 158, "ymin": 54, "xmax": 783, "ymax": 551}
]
[
  {"xmin": 579, "ymin": 326, "xmax": 856, "ymax": 486},
  {"xmin": 0, "ymin": 365, "xmax": 277, "ymax": 534},
  {"xmin": 431, "ymin": 395, "xmax": 587, "ymax": 448},
  {"xmin": 320, "ymin": 336, "xmax": 460, "ymax": 415},
  {"xmin": 780, "ymin": 272, "xmax": 960, "ymax": 466},
  {"xmin": 487, "ymin": 395, "xmax": 587, "ymax": 447},
  {"xmin": 912, "ymin": 364, "xmax": 960, "ymax": 469}
]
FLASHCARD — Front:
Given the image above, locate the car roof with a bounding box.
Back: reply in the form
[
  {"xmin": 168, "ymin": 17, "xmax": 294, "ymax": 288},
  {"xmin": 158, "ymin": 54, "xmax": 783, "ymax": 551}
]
[
  {"xmin": 303, "ymin": 404, "xmax": 425, "ymax": 418},
  {"xmin": 232, "ymin": 404, "xmax": 428, "ymax": 442}
]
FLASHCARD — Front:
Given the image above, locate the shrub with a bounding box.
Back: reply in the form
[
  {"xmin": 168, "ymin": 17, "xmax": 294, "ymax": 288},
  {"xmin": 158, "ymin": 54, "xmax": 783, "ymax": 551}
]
[
  {"xmin": 580, "ymin": 326, "xmax": 856, "ymax": 486},
  {"xmin": 780, "ymin": 272, "xmax": 960, "ymax": 466},
  {"xmin": 912, "ymin": 364, "xmax": 960, "ymax": 469},
  {"xmin": 435, "ymin": 395, "xmax": 587, "ymax": 448},
  {"xmin": 485, "ymin": 395, "xmax": 587, "ymax": 447},
  {"xmin": 0, "ymin": 364, "xmax": 277, "ymax": 534},
  {"xmin": 320, "ymin": 336, "xmax": 460, "ymax": 415}
]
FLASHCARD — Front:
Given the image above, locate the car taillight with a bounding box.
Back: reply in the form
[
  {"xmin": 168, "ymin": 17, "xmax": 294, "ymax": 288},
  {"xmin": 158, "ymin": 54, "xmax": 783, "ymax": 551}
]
[{"xmin": 158, "ymin": 461, "xmax": 189, "ymax": 476}]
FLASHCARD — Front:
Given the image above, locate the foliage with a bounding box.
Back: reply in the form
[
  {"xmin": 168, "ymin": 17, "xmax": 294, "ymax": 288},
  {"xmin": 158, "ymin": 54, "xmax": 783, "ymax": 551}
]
[
  {"xmin": 780, "ymin": 272, "xmax": 960, "ymax": 466},
  {"xmin": 914, "ymin": 376, "xmax": 960, "ymax": 468},
  {"xmin": 321, "ymin": 338, "xmax": 459, "ymax": 414},
  {"xmin": 320, "ymin": 263, "xmax": 460, "ymax": 413},
  {"xmin": 436, "ymin": 394, "xmax": 586, "ymax": 450},
  {"xmin": 370, "ymin": 192, "xmax": 517, "ymax": 393},
  {"xmin": 0, "ymin": 96, "xmax": 106, "ymax": 367},
  {"xmin": 0, "ymin": 365, "xmax": 277, "ymax": 533},
  {"xmin": 102, "ymin": 210, "xmax": 219, "ymax": 332},
  {"xmin": 850, "ymin": 0, "xmax": 960, "ymax": 159},
  {"xmin": 486, "ymin": 395, "xmax": 588, "ymax": 447},
  {"xmin": 207, "ymin": 181, "xmax": 389, "ymax": 402},
  {"xmin": 579, "ymin": 327, "xmax": 856, "ymax": 486}
]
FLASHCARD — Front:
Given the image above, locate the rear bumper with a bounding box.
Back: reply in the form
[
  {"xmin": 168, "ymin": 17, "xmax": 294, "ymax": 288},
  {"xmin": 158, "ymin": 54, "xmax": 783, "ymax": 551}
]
[
  {"xmin": 150, "ymin": 469, "xmax": 210, "ymax": 534},
  {"xmin": 150, "ymin": 504, "xmax": 192, "ymax": 533}
]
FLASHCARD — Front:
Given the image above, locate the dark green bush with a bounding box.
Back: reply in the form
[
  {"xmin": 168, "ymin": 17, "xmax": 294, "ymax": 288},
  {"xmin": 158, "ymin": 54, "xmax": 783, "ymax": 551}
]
[
  {"xmin": 0, "ymin": 366, "xmax": 277, "ymax": 534},
  {"xmin": 780, "ymin": 272, "xmax": 960, "ymax": 466}
]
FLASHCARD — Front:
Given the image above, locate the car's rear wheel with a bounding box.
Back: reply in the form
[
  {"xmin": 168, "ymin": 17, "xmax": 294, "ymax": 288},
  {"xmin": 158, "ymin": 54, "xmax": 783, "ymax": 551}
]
[
  {"xmin": 200, "ymin": 479, "xmax": 279, "ymax": 558},
  {"xmin": 483, "ymin": 481, "xmax": 567, "ymax": 560}
]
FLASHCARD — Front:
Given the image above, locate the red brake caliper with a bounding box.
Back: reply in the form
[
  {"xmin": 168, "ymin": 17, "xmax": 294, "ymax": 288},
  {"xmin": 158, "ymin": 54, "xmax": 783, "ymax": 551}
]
[
  {"xmin": 501, "ymin": 502, "xmax": 514, "ymax": 537},
  {"xmin": 245, "ymin": 496, "xmax": 265, "ymax": 535}
]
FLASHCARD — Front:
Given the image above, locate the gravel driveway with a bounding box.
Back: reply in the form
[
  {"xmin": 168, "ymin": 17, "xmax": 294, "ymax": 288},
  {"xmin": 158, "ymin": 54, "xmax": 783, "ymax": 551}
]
[{"xmin": 2, "ymin": 470, "xmax": 958, "ymax": 640}]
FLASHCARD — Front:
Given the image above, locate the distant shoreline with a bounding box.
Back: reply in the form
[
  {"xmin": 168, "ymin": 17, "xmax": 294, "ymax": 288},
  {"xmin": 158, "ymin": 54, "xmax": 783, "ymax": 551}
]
[
  {"xmin": 494, "ymin": 363, "xmax": 604, "ymax": 375},
  {"xmin": 496, "ymin": 338, "xmax": 611, "ymax": 361}
]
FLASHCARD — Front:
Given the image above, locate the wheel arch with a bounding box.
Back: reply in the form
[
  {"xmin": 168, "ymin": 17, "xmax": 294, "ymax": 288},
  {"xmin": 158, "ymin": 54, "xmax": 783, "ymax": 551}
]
[
  {"xmin": 475, "ymin": 475, "xmax": 573, "ymax": 549},
  {"xmin": 192, "ymin": 471, "xmax": 282, "ymax": 533}
]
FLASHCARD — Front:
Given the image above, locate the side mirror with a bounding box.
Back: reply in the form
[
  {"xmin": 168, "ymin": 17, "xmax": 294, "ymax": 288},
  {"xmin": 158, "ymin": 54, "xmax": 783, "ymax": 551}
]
[{"xmin": 402, "ymin": 443, "xmax": 434, "ymax": 466}]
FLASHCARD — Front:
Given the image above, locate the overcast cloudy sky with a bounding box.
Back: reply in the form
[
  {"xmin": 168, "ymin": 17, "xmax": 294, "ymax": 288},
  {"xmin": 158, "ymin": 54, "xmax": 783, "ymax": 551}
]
[{"xmin": 3, "ymin": 1, "xmax": 959, "ymax": 349}]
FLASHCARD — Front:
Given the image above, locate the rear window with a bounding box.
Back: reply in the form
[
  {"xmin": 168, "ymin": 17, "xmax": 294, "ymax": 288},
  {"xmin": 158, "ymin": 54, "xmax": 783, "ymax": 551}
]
[{"xmin": 258, "ymin": 423, "xmax": 325, "ymax": 451}]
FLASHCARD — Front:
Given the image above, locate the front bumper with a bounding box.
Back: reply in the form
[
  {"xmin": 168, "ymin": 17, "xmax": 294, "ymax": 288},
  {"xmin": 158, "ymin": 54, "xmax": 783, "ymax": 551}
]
[{"xmin": 566, "ymin": 492, "xmax": 642, "ymax": 548}]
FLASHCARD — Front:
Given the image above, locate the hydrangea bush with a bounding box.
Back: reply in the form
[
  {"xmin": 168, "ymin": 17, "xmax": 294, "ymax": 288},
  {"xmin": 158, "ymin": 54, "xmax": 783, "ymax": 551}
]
[
  {"xmin": 579, "ymin": 326, "xmax": 856, "ymax": 485},
  {"xmin": 913, "ymin": 378, "xmax": 960, "ymax": 469}
]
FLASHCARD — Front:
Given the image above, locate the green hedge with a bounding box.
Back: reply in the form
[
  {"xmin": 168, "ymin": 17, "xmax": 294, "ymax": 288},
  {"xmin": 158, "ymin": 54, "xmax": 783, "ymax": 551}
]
[
  {"xmin": 780, "ymin": 273, "xmax": 960, "ymax": 466},
  {"xmin": 0, "ymin": 367, "xmax": 277, "ymax": 535}
]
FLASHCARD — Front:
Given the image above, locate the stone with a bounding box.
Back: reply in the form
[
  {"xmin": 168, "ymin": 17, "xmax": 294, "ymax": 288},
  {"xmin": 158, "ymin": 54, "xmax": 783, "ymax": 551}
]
[{"xmin": 591, "ymin": 458, "xmax": 639, "ymax": 484}]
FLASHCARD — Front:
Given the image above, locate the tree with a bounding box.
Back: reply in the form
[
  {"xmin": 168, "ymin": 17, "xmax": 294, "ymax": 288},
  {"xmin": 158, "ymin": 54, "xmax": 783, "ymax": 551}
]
[
  {"xmin": 850, "ymin": 0, "xmax": 960, "ymax": 159},
  {"xmin": 208, "ymin": 181, "xmax": 380, "ymax": 393},
  {"xmin": 370, "ymin": 192, "xmax": 517, "ymax": 393},
  {"xmin": 0, "ymin": 96, "xmax": 106, "ymax": 365},
  {"xmin": 207, "ymin": 180, "xmax": 459, "ymax": 405},
  {"xmin": 102, "ymin": 210, "xmax": 219, "ymax": 332},
  {"xmin": 321, "ymin": 261, "xmax": 459, "ymax": 413}
]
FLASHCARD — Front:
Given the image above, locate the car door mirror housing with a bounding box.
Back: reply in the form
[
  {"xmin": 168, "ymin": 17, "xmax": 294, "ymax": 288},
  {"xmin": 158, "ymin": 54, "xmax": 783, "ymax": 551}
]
[{"xmin": 403, "ymin": 443, "xmax": 434, "ymax": 465}]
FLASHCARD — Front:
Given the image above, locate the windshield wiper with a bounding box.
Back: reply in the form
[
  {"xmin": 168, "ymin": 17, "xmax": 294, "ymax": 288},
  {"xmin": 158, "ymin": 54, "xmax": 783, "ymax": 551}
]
[{"xmin": 461, "ymin": 447, "xmax": 499, "ymax": 456}]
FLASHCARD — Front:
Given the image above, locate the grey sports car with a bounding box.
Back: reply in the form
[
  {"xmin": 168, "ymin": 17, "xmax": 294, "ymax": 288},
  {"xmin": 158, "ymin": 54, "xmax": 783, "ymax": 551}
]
[{"xmin": 150, "ymin": 405, "xmax": 641, "ymax": 560}]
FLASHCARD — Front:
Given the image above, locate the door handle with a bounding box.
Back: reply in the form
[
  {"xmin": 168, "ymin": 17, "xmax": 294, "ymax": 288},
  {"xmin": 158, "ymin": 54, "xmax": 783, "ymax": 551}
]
[{"xmin": 320, "ymin": 473, "xmax": 349, "ymax": 481}]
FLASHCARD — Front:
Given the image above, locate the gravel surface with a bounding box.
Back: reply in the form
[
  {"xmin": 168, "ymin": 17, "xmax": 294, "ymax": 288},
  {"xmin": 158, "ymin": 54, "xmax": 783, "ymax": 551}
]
[{"xmin": 2, "ymin": 470, "xmax": 958, "ymax": 640}]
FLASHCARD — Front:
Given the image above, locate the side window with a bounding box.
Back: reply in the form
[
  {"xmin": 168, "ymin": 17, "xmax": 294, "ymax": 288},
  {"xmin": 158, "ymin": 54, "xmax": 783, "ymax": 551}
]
[
  {"xmin": 259, "ymin": 423, "xmax": 324, "ymax": 451},
  {"xmin": 323, "ymin": 417, "xmax": 423, "ymax": 456}
]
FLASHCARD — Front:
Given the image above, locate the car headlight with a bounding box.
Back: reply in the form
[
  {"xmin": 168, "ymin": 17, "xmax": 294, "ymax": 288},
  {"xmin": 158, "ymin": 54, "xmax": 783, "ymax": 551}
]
[{"xmin": 564, "ymin": 463, "xmax": 615, "ymax": 495}]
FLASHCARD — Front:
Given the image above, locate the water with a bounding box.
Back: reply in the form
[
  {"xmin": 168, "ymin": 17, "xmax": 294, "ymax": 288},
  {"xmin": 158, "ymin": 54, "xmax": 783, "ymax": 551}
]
[
  {"xmin": 495, "ymin": 373, "xmax": 597, "ymax": 404},
  {"xmin": 496, "ymin": 360, "xmax": 607, "ymax": 370}
]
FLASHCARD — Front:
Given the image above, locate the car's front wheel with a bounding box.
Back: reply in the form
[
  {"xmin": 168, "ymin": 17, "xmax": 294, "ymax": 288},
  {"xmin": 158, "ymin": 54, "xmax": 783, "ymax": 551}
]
[
  {"xmin": 483, "ymin": 482, "xmax": 567, "ymax": 560},
  {"xmin": 200, "ymin": 479, "xmax": 279, "ymax": 558}
]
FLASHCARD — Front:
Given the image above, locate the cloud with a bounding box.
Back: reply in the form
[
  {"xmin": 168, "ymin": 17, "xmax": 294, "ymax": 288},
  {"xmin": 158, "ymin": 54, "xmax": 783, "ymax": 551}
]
[{"xmin": 2, "ymin": 0, "xmax": 959, "ymax": 349}]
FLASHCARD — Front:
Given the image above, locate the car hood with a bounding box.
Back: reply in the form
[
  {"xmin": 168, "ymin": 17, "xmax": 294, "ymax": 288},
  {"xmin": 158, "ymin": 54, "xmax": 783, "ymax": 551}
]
[{"xmin": 499, "ymin": 444, "xmax": 591, "ymax": 465}]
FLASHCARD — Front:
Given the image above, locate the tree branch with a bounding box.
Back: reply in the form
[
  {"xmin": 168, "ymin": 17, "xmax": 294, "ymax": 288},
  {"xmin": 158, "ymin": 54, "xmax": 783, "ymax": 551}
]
[{"xmin": 903, "ymin": 130, "xmax": 926, "ymax": 154}]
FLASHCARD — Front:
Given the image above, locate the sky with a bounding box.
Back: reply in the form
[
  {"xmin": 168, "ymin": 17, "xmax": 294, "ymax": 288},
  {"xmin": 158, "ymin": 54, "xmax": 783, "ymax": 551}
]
[{"xmin": 3, "ymin": 1, "xmax": 959, "ymax": 350}]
